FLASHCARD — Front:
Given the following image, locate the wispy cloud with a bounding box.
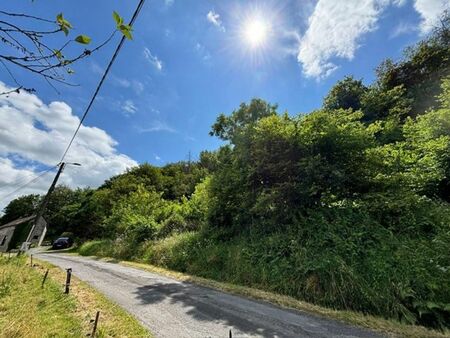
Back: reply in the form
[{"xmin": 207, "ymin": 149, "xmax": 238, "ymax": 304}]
[
  {"xmin": 113, "ymin": 76, "xmax": 131, "ymax": 88},
  {"xmin": 195, "ymin": 43, "xmax": 211, "ymax": 61},
  {"xmin": 207, "ymin": 10, "xmax": 225, "ymax": 32},
  {"xmin": 390, "ymin": 21, "xmax": 416, "ymax": 39},
  {"xmin": 91, "ymin": 62, "xmax": 144, "ymax": 94},
  {"xmin": 164, "ymin": 0, "xmax": 174, "ymax": 7},
  {"xmin": 137, "ymin": 120, "xmax": 176, "ymax": 133},
  {"xmin": 143, "ymin": 48, "xmax": 163, "ymax": 71},
  {"xmin": 121, "ymin": 100, "xmax": 137, "ymax": 116},
  {"xmin": 132, "ymin": 81, "xmax": 145, "ymax": 95}
]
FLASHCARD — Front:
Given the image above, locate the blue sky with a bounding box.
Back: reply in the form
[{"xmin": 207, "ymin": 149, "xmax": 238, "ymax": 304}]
[{"xmin": 0, "ymin": 0, "xmax": 448, "ymax": 208}]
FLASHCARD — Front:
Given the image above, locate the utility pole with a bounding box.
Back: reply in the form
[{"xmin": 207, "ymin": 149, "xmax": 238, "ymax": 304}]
[
  {"xmin": 33, "ymin": 162, "xmax": 65, "ymax": 226},
  {"xmin": 187, "ymin": 151, "xmax": 191, "ymax": 174},
  {"xmin": 23, "ymin": 162, "xmax": 80, "ymax": 250}
]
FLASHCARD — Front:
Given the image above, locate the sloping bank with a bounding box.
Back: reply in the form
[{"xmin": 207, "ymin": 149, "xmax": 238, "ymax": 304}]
[
  {"xmin": 0, "ymin": 254, "xmax": 150, "ymax": 338},
  {"xmin": 78, "ymin": 231, "xmax": 450, "ymax": 338}
]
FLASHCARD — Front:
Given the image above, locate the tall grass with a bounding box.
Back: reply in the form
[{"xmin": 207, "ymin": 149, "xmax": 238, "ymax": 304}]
[{"xmin": 79, "ymin": 211, "xmax": 450, "ymax": 331}]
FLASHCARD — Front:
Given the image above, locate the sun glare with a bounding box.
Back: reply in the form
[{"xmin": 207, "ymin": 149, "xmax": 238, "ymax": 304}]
[
  {"xmin": 227, "ymin": 3, "xmax": 284, "ymax": 66},
  {"xmin": 243, "ymin": 18, "xmax": 269, "ymax": 48}
]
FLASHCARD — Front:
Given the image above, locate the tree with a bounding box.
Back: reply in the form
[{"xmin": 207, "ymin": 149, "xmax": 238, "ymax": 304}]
[
  {"xmin": 199, "ymin": 150, "xmax": 219, "ymax": 172},
  {"xmin": 0, "ymin": 194, "xmax": 39, "ymax": 224},
  {"xmin": 0, "ymin": 9, "xmax": 133, "ymax": 94},
  {"xmin": 210, "ymin": 98, "xmax": 277, "ymax": 142},
  {"xmin": 375, "ymin": 13, "xmax": 450, "ymax": 115},
  {"xmin": 323, "ymin": 76, "xmax": 368, "ymax": 111}
]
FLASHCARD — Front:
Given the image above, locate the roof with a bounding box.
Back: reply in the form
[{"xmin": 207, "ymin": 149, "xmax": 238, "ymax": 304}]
[{"xmin": 0, "ymin": 215, "xmax": 35, "ymax": 230}]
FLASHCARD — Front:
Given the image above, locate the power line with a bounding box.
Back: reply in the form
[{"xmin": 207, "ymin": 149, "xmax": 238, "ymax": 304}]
[
  {"xmin": 59, "ymin": 0, "xmax": 146, "ymax": 162},
  {"xmin": 0, "ymin": 165, "xmax": 53, "ymax": 191},
  {"xmin": 0, "ymin": 164, "xmax": 58, "ymax": 204}
]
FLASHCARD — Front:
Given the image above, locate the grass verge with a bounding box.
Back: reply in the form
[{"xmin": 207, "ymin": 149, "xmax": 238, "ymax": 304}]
[
  {"xmin": 0, "ymin": 253, "xmax": 150, "ymax": 338},
  {"xmin": 73, "ymin": 252, "xmax": 448, "ymax": 338}
]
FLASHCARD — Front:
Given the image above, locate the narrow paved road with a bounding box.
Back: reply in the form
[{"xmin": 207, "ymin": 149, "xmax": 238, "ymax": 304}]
[{"xmin": 37, "ymin": 253, "xmax": 382, "ymax": 338}]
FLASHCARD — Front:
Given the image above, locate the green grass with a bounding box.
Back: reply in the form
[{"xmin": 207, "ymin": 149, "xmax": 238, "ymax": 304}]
[
  {"xmin": 78, "ymin": 237, "xmax": 450, "ymax": 338},
  {"xmin": 0, "ymin": 254, "xmax": 150, "ymax": 338}
]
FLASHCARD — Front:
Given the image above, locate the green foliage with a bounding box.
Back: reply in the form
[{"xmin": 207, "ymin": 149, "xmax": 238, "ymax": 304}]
[
  {"xmin": 375, "ymin": 15, "xmax": 450, "ymax": 115},
  {"xmin": 74, "ymin": 34, "xmax": 91, "ymax": 44},
  {"xmin": 79, "ymin": 239, "xmax": 115, "ymax": 257},
  {"xmin": 113, "ymin": 11, "xmax": 133, "ymax": 40},
  {"xmin": 210, "ymin": 98, "xmax": 277, "ymax": 141},
  {"xmin": 361, "ymin": 85, "xmax": 412, "ymax": 123},
  {"xmin": 56, "ymin": 13, "xmax": 72, "ymax": 36},
  {"xmin": 0, "ymin": 194, "xmax": 39, "ymax": 225},
  {"xmin": 104, "ymin": 186, "xmax": 167, "ymax": 242},
  {"xmin": 323, "ymin": 76, "xmax": 367, "ymax": 111}
]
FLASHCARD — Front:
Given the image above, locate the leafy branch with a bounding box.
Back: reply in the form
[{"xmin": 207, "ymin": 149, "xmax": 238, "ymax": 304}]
[{"xmin": 0, "ymin": 10, "xmax": 133, "ymax": 95}]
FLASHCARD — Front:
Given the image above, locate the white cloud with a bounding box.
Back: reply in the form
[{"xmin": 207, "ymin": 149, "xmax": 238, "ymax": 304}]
[
  {"xmin": 297, "ymin": 0, "xmax": 450, "ymax": 79},
  {"xmin": 392, "ymin": 0, "xmax": 407, "ymax": 6},
  {"xmin": 298, "ymin": 0, "xmax": 394, "ymax": 79},
  {"xmin": 132, "ymin": 81, "xmax": 145, "ymax": 95},
  {"xmin": 207, "ymin": 10, "xmax": 225, "ymax": 32},
  {"xmin": 121, "ymin": 100, "xmax": 137, "ymax": 116},
  {"xmin": 165, "ymin": 0, "xmax": 174, "ymax": 7},
  {"xmin": 143, "ymin": 48, "xmax": 163, "ymax": 71},
  {"xmin": 0, "ymin": 82, "xmax": 137, "ymax": 211},
  {"xmin": 91, "ymin": 62, "xmax": 144, "ymax": 94},
  {"xmin": 390, "ymin": 21, "xmax": 417, "ymax": 38},
  {"xmin": 137, "ymin": 120, "xmax": 176, "ymax": 133},
  {"xmin": 113, "ymin": 76, "xmax": 131, "ymax": 88},
  {"xmin": 413, "ymin": 0, "xmax": 449, "ymax": 34}
]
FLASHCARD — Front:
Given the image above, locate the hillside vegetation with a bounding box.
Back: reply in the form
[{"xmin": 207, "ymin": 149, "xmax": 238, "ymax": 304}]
[{"xmin": 3, "ymin": 17, "xmax": 450, "ymax": 331}]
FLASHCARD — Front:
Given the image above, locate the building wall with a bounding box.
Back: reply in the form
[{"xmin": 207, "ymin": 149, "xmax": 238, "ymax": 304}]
[
  {"xmin": 0, "ymin": 226, "xmax": 15, "ymax": 252},
  {"xmin": 27, "ymin": 216, "xmax": 47, "ymax": 247}
]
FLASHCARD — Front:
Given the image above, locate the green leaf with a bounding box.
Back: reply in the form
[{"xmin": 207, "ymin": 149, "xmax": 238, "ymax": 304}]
[
  {"xmin": 56, "ymin": 13, "xmax": 72, "ymax": 36},
  {"xmin": 113, "ymin": 11, "xmax": 123, "ymax": 26},
  {"xmin": 54, "ymin": 49, "xmax": 63, "ymax": 59},
  {"xmin": 75, "ymin": 35, "xmax": 92, "ymax": 45},
  {"xmin": 61, "ymin": 26, "xmax": 69, "ymax": 36},
  {"xmin": 119, "ymin": 24, "xmax": 133, "ymax": 40},
  {"xmin": 426, "ymin": 301, "xmax": 440, "ymax": 310}
]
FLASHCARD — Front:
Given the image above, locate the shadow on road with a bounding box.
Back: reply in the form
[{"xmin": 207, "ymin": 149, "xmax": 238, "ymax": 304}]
[
  {"xmin": 133, "ymin": 282, "xmax": 302, "ymax": 338},
  {"xmin": 132, "ymin": 281, "xmax": 379, "ymax": 338}
]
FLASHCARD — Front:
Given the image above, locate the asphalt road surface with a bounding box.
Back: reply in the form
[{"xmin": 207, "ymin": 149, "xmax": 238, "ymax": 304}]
[{"xmin": 36, "ymin": 253, "xmax": 383, "ymax": 338}]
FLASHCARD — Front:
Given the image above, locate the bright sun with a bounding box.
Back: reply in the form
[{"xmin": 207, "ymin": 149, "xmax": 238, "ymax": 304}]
[{"xmin": 243, "ymin": 18, "xmax": 269, "ymax": 48}]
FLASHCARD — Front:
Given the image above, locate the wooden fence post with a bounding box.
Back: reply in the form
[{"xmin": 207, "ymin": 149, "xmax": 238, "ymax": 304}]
[
  {"xmin": 41, "ymin": 269, "xmax": 49, "ymax": 288},
  {"xmin": 64, "ymin": 268, "xmax": 72, "ymax": 294},
  {"xmin": 90, "ymin": 311, "xmax": 100, "ymax": 337}
]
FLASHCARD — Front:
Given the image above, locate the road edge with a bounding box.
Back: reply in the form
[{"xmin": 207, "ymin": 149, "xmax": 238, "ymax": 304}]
[
  {"xmin": 34, "ymin": 255, "xmax": 153, "ymax": 338},
  {"xmin": 54, "ymin": 251, "xmax": 449, "ymax": 338}
]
